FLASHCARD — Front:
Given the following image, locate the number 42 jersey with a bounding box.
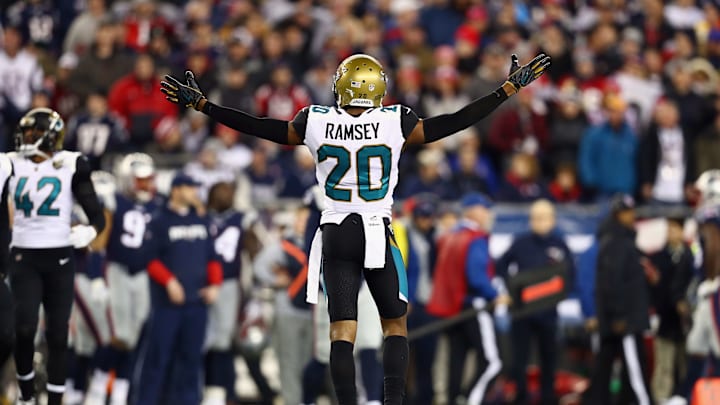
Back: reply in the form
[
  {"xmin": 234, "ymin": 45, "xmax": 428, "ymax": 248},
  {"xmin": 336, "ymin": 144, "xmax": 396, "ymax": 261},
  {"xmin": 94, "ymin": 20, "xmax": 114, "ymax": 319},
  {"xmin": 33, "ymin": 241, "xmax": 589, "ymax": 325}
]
[
  {"xmin": 9, "ymin": 151, "xmax": 83, "ymax": 248},
  {"xmin": 295, "ymin": 104, "xmax": 419, "ymax": 224}
]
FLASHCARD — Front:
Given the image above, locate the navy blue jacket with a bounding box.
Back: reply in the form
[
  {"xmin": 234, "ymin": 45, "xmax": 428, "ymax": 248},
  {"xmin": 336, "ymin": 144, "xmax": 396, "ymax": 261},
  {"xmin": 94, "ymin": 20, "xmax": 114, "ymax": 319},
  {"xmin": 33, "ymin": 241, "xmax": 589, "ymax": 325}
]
[
  {"xmin": 496, "ymin": 231, "xmax": 576, "ymax": 320},
  {"xmin": 146, "ymin": 205, "xmax": 221, "ymax": 306}
]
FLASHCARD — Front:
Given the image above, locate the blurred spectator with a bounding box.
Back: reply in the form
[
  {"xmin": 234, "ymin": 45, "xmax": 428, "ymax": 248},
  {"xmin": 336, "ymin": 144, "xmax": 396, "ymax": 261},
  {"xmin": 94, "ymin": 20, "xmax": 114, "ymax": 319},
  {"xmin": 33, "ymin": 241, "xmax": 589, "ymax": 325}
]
[
  {"xmin": 108, "ymin": 54, "xmax": 177, "ymax": 149},
  {"xmin": 149, "ymin": 115, "xmax": 185, "ymax": 160},
  {"xmin": 213, "ymin": 124, "xmax": 253, "ymax": 174},
  {"xmin": 147, "ymin": 25, "xmax": 176, "ymax": 73},
  {"xmin": 585, "ymin": 195, "xmax": 653, "ymax": 405},
  {"xmin": 706, "ymin": 30, "xmax": 720, "ymax": 68},
  {"xmin": 427, "ymin": 193, "xmax": 509, "ymax": 405},
  {"xmin": 393, "ymin": 24, "xmax": 434, "ymax": 76},
  {"xmin": 549, "ymin": 84, "xmax": 588, "ymax": 165},
  {"xmin": 614, "ymin": 55, "xmax": 663, "ymax": 130},
  {"xmin": 211, "ymin": 66, "xmax": 255, "ymax": 115},
  {"xmin": 216, "ymin": 29, "xmax": 258, "ymax": 77},
  {"xmin": 648, "ymin": 216, "xmax": 694, "ymax": 402},
  {"xmin": 51, "ymin": 52, "xmax": 82, "ymax": 118},
  {"xmin": 186, "ymin": 49, "xmax": 218, "ymax": 96},
  {"xmin": 303, "ymin": 57, "xmax": 336, "ymax": 107},
  {"xmin": 68, "ymin": 19, "xmax": 134, "ymax": 100},
  {"xmin": 549, "ymin": 163, "xmax": 583, "ymax": 203},
  {"xmin": 497, "ymin": 199, "xmax": 575, "ymax": 405},
  {"xmin": 6, "ymin": 0, "xmax": 59, "ymax": 51},
  {"xmin": 398, "ymin": 149, "xmax": 453, "ymax": 200},
  {"xmin": 630, "ymin": 0, "xmax": 674, "ymax": 49},
  {"xmin": 255, "ymin": 63, "xmax": 311, "ymax": 121},
  {"xmin": 578, "ymin": 95, "xmax": 638, "ymax": 198},
  {"xmin": 496, "ymin": 153, "xmax": 551, "ymax": 203},
  {"xmin": 63, "ymin": 0, "xmax": 107, "ymax": 55},
  {"xmin": 639, "ymin": 100, "xmax": 694, "ymax": 204},
  {"xmin": 665, "ymin": 64, "xmax": 715, "ymax": 138},
  {"xmin": 394, "ymin": 65, "xmax": 425, "ymax": 115},
  {"xmin": 0, "ymin": 24, "xmax": 43, "ymax": 117},
  {"xmin": 488, "ymin": 88, "xmax": 549, "ymax": 159},
  {"xmin": 123, "ymin": 0, "xmax": 172, "ymax": 53},
  {"xmin": 404, "ymin": 193, "xmax": 439, "ymax": 405},
  {"xmin": 65, "ymin": 91, "xmax": 127, "ymax": 171},
  {"xmin": 179, "ymin": 110, "xmax": 209, "ymax": 154},
  {"xmin": 419, "ymin": 0, "xmax": 463, "ymax": 47},
  {"xmin": 587, "ymin": 24, "xmax": 622, "ymax": 76},
  {"xmin": 280, "ymin": 146, "xmax": 317, "ymax": 198},
  {"xmin": 451, "ymin": 144, "xmax": 493, "ymax": 198},
  {"xmin": 664, "ymin": 0, "xmax": 704, "ymax": 30},
  {"xmin": 422, "ymin": 66, "xmax": 471, "ymax": 151},
  {"xmin": 184, "ymin": 140, "xmax": 236, "ymax": 203},
  {"xmin": 464, "ymin": 44, "xmax": 510, "ymax": 138},
  {"xmin": 539, "ymin": 23, "xmax": 574, "ymax": 82},
  {"xmin": 454, "ymin": 6, "xmax": 488, "ymax": 54},
  {"xmin": 694, "ymin": 113, "xmax": 720, "ymax": 178},
  {"xmin": 686, "ymin": 58, "xmax": 720, "ymax": 98},
  {"xmin": 246, "ymin": 147, "xmax": 284, "ymax": 207}
]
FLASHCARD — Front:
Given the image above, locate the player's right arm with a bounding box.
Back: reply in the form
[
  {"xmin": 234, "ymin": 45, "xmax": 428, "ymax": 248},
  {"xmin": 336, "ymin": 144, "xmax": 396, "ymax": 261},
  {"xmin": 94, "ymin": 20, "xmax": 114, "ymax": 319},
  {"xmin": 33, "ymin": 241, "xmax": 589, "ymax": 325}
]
[
  {"xmin": 405, "ymin": 53, "xmax": 550, "ymax": 145},
  {"xmin": 161, "ymin": 71, "xmax": 304, "ymax": 146}
]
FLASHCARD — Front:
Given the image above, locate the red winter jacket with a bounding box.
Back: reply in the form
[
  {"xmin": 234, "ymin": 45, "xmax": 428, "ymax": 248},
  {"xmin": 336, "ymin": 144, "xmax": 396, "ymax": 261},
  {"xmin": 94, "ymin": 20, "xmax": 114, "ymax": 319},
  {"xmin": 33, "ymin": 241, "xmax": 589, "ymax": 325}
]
[
  {"xmin": 427, "ymin": 226, "xmax": 486, "ymax": 318},
  {"xmin": 108, "ymin": 74, "xmax": 176, "ymax": 145}
]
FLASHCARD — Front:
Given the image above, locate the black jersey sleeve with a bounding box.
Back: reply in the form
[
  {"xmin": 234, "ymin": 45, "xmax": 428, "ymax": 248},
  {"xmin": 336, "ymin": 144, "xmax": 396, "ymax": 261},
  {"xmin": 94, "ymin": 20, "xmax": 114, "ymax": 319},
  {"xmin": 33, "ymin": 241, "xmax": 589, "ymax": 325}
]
[
  {"xmin": 400, "ymin": 106, "xmax": 420, "ymax": 139},
  {"xmin": 422, "ymin": 87, "xmax": 509, "ymax": 143},
  {"xmin": 202, "ymin": 101, "xmax": 292, "ymax": 145},
  {"xmin": 291, "ymin": 107, "xmax": 310, "ymax": 141},
  {"xmin": 72, "ymin": 155, "xmax": 106, "ymax": 232}
]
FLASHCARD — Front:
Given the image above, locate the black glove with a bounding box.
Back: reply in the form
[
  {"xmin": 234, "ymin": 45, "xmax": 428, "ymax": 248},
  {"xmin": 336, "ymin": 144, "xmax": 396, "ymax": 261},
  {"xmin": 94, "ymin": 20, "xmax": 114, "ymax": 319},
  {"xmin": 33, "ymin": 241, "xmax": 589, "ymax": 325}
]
[
  {"xmin": 506, "ymin": 53, "xmax": 551, "ymax": 91},
  {"xmin": 160, "ymin": 71, "xmax": 206, "ymax": 110}
]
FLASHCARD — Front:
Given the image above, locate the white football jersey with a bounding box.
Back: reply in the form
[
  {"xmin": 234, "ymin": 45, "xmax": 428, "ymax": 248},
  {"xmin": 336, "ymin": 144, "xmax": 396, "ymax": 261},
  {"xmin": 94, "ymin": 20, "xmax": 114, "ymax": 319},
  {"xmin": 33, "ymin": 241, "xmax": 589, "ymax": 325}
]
[
  {"xmin": 9, "ymin": 151, "xmax": 82, "ymax": 248},
  {"xmin": 302, "ymin": 105, "xmax": 414, "ymax": 223}
]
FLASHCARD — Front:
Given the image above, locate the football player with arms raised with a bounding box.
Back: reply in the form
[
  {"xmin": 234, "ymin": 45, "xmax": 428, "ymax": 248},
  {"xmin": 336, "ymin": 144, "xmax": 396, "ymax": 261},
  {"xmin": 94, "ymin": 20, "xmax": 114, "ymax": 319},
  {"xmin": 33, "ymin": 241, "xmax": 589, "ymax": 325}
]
[
  {"xmin": 162, "ymin": 53, "xmax": 550, "ymax": 404},
  {"xmin": 9, "ymin": 108, "xmax": 105, "ymax": 405}
]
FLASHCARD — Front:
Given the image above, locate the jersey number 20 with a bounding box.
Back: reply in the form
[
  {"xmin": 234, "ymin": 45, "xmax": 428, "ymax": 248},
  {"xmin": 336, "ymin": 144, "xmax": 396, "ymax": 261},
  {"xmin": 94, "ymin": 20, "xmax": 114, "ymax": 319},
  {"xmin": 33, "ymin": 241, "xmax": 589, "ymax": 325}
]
[
  {"xmin": 14, "ymin": 176, "xmax": 61, "ymax": 217},
  {"xmin": 318, "ymin": 144, "xmax": 391, "ymax": 202}
]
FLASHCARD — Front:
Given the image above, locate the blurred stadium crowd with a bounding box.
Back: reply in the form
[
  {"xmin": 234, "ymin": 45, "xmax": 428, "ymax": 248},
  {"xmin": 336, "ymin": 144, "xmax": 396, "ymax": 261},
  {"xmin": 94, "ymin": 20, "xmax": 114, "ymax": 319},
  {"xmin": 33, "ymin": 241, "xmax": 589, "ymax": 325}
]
[{"xmin": 2, "ymin": 0, "xmax": 720, "ymax": 404}]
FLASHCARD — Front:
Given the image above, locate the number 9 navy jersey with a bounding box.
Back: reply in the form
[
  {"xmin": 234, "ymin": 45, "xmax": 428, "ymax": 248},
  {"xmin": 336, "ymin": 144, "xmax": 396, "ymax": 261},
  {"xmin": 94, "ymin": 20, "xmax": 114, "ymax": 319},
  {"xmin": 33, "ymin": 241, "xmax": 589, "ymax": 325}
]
[{"xmin": 106, "ymin": 193, "xmax": 158, "ymax": 273}]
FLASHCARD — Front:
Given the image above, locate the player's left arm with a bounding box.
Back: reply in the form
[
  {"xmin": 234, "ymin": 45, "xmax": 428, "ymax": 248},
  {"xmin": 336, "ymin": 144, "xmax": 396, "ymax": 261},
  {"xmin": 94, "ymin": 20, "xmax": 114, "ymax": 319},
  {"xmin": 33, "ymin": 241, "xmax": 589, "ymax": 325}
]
[
  {"xmin": 72, "ymin": 156, "xmax": 106, "ymax": 234},
  {"xmin": 405, "ymin": 53, "xmax": 550, "ymax": 145},
  {"xmin": 161, "ymin": 71, "xmax": 305, "ymax": 146}
]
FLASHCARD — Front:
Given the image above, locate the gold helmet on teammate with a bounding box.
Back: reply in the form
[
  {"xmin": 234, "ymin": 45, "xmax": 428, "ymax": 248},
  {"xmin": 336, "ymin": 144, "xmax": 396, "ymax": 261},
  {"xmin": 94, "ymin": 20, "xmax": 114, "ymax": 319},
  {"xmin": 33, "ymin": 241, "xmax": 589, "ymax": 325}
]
[
  {"xmin": 15, "ymin": 108, "xmax": 66, "ymax": 157},
  {"xmin": 332, "ymin": 54, "xmax": 388, "ymax": 108}
]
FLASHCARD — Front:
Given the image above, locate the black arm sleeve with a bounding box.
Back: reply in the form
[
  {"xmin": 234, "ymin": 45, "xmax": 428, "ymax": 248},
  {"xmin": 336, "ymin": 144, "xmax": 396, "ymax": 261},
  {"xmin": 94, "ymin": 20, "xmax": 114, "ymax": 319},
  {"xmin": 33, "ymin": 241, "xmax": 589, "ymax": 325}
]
[
  {"xmin": 401, "ymin": 106, "xmax": 420, "ymax": 139},
  {"xmin": 0, "ymin": 179, "xmax": 10, "ymax": 270},
  {"xmin": 422, "ymin": 87, "xmax": 509, "ymax": 143},
  {"xmin": 72, "ymin": 156, "xmax": 105, "ymax": 232},
  {"xmin": 202, "ymin": 101, "xmax": 293, "ymax": 145}
]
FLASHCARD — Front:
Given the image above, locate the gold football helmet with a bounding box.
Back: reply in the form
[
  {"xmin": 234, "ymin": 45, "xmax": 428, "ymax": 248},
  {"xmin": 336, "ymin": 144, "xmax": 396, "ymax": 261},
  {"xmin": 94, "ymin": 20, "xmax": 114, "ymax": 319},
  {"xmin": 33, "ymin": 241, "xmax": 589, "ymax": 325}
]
[
  {"xmin": 332, "ymin": 54, "xmax": 387, "ymax": 108},
  {"xmin": 15, "ymin": 108, "xmax": 66, "ymax": 157}
]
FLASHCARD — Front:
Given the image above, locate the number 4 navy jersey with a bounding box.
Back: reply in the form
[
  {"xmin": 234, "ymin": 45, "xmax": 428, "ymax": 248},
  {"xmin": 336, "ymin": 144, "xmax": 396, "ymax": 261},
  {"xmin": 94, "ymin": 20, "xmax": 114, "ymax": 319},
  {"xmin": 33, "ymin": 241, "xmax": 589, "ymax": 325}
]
[
  {"xmin": 106, "ymin": 193, "xmax": 158, "ymax": 273},
  {"xmin": 209, "ymin": 211, "xmax": 247, "ymax": 280}
]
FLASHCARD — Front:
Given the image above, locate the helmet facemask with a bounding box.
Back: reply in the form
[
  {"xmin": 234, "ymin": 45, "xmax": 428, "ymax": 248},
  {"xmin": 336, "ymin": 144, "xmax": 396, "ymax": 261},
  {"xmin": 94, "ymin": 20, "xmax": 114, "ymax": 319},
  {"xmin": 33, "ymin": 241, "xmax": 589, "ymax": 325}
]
[{"xmin": 15, "ymin": 108, "xmax": 65, "ymax": 159}]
